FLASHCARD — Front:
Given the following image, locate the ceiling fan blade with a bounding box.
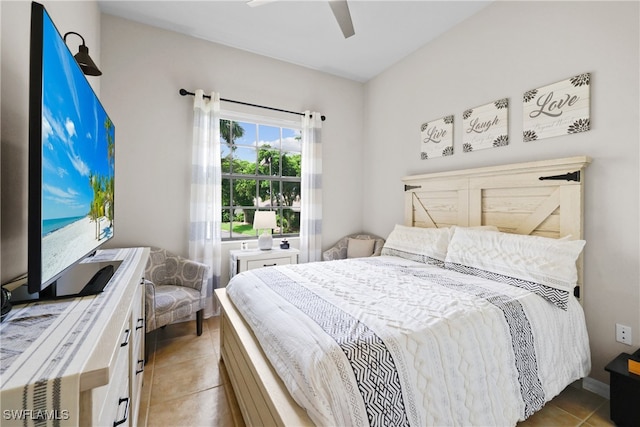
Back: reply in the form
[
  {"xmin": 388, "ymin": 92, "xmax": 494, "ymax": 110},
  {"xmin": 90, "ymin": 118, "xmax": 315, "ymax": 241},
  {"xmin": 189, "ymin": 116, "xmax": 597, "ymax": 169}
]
[{"xmin": 328, "ymin": 0, "xmax": 355, "ymax": 39}]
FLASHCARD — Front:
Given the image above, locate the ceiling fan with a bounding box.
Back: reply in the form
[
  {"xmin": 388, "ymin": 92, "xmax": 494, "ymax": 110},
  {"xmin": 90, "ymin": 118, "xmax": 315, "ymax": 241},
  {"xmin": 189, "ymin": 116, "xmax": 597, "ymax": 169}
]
[{"xmin": 247, "ymin": 0, "xmax": 355, "ymax": 39}]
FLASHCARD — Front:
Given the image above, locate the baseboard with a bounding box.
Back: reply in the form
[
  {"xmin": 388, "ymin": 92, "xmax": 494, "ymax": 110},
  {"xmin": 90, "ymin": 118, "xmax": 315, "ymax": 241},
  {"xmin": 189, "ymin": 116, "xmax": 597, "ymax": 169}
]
[{"xmin": 582, "ymin": 376, "xmax": 610, "ymax": 399}]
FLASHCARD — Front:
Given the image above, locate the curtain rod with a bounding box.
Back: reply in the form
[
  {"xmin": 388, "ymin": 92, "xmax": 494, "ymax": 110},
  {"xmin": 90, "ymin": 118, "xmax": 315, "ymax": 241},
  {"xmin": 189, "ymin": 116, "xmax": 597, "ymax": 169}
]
[{"xmin": 179, "ymin": 89, "xmax": 326, "ymax": 121}]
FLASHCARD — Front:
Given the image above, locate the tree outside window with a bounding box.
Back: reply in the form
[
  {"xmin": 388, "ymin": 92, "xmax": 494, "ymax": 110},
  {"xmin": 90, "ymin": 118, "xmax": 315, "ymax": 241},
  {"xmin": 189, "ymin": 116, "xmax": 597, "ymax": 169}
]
[{"xmin": 220, "ymin": 118, "xmax": 301, "ymax": 240}]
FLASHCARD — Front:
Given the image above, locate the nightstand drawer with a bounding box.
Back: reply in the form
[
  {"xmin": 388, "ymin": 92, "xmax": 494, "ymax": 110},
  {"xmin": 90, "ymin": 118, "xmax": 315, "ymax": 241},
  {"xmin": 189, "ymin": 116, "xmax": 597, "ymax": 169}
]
[
  {"xmin": 230, "ymin": 248, "xmax": 300, "ymax": 278},
  {"xmin": 246, "ymin": 256, "xmax": 293, "ymax": 270}
]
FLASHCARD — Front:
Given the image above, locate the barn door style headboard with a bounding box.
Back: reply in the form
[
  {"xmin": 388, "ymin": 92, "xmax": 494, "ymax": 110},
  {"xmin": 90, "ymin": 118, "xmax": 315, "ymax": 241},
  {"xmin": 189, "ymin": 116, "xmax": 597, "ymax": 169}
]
[
  {"xmin": 403, "ymin": 156, "xmax": 591, "ymax": 296},
  {"xmin": 403, "ymin": 156, "xmax": 591, "ymax": 237}
]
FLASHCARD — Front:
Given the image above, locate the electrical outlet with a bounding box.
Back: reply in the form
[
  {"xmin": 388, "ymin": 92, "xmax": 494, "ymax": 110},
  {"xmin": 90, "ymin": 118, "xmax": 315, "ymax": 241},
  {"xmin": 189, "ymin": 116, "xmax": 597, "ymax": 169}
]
[{"xmin": 615, "ymin": 323, "xmax": 632, "ymax": 345}]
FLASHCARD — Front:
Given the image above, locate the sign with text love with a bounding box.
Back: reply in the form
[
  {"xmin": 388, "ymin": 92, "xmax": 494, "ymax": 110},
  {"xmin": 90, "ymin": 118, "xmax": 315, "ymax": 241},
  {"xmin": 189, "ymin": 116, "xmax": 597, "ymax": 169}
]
[
  {"xmin": 523, "ymin": 73, "xmax": 590, "ymax": 142},
  {"xmin": 462, "ymin": 98, "xmax": 509, "ymax": 152},
  {"xmin": 420, "ymin": 115, "xmax": 454, "ymax": 159}
]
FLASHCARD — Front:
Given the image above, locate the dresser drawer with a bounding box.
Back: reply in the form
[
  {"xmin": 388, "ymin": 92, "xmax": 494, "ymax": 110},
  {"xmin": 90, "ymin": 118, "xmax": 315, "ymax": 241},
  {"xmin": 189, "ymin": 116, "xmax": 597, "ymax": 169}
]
[
  {"xmin": 130, "ymin": 282, "xmax": 145, "ymax": 425},
  {"xmin": 98, "ymin": 321, "xmax": 131, "ymax": 426}
]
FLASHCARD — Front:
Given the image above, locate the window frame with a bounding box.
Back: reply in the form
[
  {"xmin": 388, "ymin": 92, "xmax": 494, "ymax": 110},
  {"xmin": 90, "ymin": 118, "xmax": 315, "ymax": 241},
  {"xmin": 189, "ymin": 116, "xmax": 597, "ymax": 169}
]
[{"xmin": 220, "ymin": 111, "xmax": 302, "ymax": 242}]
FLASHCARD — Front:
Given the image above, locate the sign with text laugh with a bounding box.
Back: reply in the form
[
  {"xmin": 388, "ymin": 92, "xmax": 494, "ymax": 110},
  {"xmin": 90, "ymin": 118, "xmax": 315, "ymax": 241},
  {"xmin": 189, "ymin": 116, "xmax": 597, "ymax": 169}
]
[{"xmin": 462, "ymin": 98, "xmax": 509, "ymax": 152}]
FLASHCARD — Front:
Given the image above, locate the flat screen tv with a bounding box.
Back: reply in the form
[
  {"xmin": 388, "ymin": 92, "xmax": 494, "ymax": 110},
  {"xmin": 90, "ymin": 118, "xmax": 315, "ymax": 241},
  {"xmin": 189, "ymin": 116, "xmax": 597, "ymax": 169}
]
[{"xmin": 28, "ymin": 2, "xmax": 115, "ymax": 296}]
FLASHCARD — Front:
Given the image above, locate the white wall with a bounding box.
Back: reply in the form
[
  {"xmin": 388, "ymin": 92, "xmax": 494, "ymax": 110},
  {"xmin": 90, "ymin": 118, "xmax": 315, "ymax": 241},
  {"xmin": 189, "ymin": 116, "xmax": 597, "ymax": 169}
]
[
  {"xmin": 363, "ymin": 1, "xmax": 639, "ymax": 384},
  {"xmin": 99, "ymin": 14, "xmax": 365, "ymax": 281},
  {"xmin": 1, "ymin": 0, "xmax": 102, "ymax": 284}
]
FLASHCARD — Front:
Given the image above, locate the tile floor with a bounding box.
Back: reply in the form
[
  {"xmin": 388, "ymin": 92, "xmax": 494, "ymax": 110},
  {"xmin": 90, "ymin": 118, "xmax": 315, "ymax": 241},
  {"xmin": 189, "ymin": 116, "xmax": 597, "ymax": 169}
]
[{"xmin": 138, "ymin": 316, "xmax": 613, "ymax": 427}]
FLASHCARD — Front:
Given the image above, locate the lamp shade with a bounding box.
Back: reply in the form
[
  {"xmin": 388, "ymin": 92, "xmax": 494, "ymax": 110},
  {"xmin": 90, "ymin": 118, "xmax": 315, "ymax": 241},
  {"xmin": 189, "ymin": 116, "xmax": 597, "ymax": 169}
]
[
  {"xmin": 253, "ymin": 211, "xmax": 277, "ymax": 230},
  {"xmin": 254, "ymin": 211, "xmax": 277, "ymax": 250}
]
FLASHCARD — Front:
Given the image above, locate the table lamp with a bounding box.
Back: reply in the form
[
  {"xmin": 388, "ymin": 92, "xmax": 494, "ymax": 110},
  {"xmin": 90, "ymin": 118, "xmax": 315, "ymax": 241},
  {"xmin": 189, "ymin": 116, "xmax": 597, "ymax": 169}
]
[{"xmin": 253, "ymin": 211, "xmax": 277, "ymax": 250}]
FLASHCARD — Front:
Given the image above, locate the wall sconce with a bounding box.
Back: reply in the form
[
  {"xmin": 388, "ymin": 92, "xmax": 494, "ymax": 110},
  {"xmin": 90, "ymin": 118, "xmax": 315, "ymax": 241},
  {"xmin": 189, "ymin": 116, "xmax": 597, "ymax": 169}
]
[{"xmin": 63, "ymin": 31, "xmax": 102, "ymax": 76}]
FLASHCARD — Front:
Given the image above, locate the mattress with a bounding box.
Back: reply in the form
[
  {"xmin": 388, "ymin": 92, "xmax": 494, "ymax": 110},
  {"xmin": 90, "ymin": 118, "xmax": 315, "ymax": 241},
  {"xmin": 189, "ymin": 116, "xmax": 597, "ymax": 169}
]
[{"xmin": 226, "ymin": 256, "xmax": 591, "ymax": 427}]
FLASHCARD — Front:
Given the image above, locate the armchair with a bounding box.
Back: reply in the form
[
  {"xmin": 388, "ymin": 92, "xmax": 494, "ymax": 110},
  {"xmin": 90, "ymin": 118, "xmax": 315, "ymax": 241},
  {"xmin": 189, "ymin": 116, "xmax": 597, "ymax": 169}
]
[
  {"xmin": 322, "ymin": 233, "xmax": 385, "ymax": 261},
  {"xmin": 144, "ymin": 247, "xmax": 209, "ymax": 336}
]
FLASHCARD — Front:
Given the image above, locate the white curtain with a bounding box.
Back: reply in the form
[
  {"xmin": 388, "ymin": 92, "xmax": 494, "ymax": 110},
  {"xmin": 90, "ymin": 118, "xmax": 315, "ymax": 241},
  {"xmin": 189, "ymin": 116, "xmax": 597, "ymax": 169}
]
[
  {"xmin": 299, "ymin": 111, "xmax": 323, "ymax": 263},
  {"xmin": 189, "ymin": 90, "xmax": 221, "ymax": 317}
]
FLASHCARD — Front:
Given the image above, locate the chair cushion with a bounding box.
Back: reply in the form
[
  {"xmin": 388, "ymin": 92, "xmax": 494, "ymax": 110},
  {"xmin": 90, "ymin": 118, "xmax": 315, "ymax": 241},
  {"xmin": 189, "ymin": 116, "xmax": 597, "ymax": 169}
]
[
  {"xmin": 347, "ymin": 238, "xmax": 376, "ymax": 258},
  {"xmin": 154, "ymin": 285, "xmax": 201, "ymax": 318}
]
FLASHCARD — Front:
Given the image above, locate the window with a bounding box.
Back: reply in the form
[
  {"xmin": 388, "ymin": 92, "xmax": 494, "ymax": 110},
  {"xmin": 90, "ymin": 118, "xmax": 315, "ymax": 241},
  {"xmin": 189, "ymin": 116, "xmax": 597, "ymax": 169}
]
[{"xmin": 220, "ymin": 115, "xmax": 302, "ymax": 241}]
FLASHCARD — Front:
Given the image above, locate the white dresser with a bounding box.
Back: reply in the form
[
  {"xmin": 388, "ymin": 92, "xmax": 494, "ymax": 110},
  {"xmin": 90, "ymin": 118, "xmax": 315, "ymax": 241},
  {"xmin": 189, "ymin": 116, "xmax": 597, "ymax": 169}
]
[{"xmin": 0, "ymin": 247, "xmax": 149, "ymax": 427}]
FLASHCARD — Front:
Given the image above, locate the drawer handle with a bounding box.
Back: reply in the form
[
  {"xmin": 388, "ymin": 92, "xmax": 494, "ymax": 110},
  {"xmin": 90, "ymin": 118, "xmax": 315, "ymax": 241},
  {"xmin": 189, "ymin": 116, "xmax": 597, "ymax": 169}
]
[
  {"xmin": 136, "ymin": 318, "xmax": 144, "ymax": 330},
  {"xmin": 120, "ymin": 329, "xmax": 130, "ymax": 347},
  {"xmin": 136, "ymin": 359, "xmax": 144, "ymax": 375},
  {"xmin": 113, "ymin": 397, "xmax": 129, "ymax": 427},
  {"xmin": 263, "ymin": 263, "xmax": 277, "ymax": 267}
]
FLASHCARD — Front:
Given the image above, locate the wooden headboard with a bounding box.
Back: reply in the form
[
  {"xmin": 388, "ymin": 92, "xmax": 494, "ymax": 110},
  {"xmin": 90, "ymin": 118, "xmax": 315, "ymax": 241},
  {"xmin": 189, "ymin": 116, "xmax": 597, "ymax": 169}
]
[
  {"xmin": 403, "ymin": 156, "xmax": 591, "ymax": 237},
  {"xmin": 403, "ymin": 156, "xmax": 591, "ymax": 296}
]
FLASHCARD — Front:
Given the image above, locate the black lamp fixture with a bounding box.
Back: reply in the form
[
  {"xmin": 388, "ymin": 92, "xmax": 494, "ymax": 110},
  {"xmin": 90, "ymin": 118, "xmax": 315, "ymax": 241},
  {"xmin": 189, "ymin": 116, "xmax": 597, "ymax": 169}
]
[{"xmin": 63, "ymin": 31, "xmax": 102, "ymax": 76}]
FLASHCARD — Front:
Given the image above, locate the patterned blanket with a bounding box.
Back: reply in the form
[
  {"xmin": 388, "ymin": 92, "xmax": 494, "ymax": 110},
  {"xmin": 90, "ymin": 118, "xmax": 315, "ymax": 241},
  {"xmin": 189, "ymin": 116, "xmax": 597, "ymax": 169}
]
[{"xmin": 226, "ymin": 256, "xmax": 590, "ymax": 426}]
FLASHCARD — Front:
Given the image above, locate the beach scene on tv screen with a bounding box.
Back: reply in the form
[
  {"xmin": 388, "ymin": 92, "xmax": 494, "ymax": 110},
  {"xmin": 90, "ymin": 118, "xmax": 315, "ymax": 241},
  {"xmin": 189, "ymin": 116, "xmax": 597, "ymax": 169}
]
[{"xmin": 41, "ymin": 11, "xmax": 114, "ymax": 285}]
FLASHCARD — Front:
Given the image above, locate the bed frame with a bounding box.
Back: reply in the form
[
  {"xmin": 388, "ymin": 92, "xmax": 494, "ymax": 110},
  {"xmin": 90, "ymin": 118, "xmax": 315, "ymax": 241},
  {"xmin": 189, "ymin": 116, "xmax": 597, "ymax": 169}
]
[{"xmin": 215, "ymin": 155, "xmax": 591, "ymax": 427}]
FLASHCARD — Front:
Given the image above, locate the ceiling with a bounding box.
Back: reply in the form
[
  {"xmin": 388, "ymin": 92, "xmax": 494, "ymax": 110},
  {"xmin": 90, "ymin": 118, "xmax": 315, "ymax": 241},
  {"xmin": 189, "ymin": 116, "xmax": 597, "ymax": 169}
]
[{"xmin": 98, "ymin": 0, "xmax": 492, "ymax": 82}]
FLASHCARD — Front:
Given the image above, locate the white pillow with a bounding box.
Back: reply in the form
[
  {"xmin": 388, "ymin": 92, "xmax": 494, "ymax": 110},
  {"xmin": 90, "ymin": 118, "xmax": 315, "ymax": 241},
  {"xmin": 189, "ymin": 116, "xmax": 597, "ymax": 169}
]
[
  {"xmin": 445, "ymin": 227, "xmax": 585, "ymax": 309},
  {"xmin": 346, "ymin": 238, "xmax": 376, "ymax": 258},
  {"xmin": 381, "ymin": 224, "xmax": 451, "ymax": 265}
]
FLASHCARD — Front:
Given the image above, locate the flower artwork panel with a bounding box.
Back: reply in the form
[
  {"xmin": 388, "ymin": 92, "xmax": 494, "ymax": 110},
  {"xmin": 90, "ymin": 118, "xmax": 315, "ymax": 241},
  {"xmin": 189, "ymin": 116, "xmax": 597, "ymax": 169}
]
[
  {"xmin": 462, "ymin": 98, "xmax": 509, "ymax": 152},
  {"xmin": 523, "ymin": 73, "xmax": 590, "ymax": 142},
  {"xmin": 420, "ymin": 115, "xmax": 454, "ymax": 159}
]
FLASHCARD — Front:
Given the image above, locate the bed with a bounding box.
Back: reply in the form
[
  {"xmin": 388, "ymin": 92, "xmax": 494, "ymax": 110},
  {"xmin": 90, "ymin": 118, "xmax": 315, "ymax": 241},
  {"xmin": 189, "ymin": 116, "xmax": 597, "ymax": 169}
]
[{"xmin": 215, "ymin": 156, "xmax": 592, "ymax": 427}]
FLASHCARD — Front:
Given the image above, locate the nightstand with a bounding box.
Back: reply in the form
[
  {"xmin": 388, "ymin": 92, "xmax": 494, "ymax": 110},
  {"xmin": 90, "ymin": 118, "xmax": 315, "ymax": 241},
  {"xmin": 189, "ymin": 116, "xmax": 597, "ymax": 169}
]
[
  {"xmin": 229, "ymin": 247, "xmax": 300, "ymax": 278},
  {"xmin": 605, "ymin": 349, "xmax": 640, "ymax": 426}
]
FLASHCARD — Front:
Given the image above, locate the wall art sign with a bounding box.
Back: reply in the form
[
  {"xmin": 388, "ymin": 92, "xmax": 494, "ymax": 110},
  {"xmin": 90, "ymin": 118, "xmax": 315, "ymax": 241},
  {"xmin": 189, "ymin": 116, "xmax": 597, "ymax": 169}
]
[
  {"xmin": 523, "ymin": 73, "xmax": 590, "ymax": 142},
  {"xmin": 462, "ymin": 98, "xmax": 509, "ymax": 152},
  {"xmin": 420, "ymin": 115, "xmax": 454, "ymax": 159}
]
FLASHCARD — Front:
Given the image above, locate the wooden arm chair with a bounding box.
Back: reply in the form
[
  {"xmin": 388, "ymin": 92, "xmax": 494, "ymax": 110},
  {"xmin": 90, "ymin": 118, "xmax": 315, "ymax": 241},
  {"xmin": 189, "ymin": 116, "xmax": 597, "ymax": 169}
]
[
  {"xmin": 322, "ymin": 233, "xmax": 385, "ymax": 261},
  {"xmin": 144, "ymin": 247, "xmax": 209, "ymax": 337}
]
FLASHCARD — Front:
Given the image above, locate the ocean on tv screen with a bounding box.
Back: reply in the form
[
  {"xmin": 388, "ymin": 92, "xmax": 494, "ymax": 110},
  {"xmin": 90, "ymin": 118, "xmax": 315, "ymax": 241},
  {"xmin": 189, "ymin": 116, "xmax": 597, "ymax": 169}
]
[{"xmin": 39, "ymin": 9, "xmax": 115, "ymax": 286}]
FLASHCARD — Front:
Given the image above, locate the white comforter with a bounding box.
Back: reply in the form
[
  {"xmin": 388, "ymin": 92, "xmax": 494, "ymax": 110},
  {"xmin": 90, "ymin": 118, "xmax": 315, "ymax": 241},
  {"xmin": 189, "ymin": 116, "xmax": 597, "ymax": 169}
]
[{"xmin": 226, "ymin": 256, "xmax": 591, "ymax": 427}]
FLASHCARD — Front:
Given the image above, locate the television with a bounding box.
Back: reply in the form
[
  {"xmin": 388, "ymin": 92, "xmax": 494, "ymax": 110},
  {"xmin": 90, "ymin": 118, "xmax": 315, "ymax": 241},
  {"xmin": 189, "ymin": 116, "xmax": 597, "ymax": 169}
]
[{"xmin": 28, "ymin": 2, "xmax": 115, "ymax": 297}]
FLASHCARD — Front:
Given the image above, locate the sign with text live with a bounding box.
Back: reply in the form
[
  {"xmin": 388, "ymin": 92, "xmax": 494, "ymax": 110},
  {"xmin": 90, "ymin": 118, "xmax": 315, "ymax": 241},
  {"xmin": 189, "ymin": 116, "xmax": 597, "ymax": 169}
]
[{"xmin": 420, "ymin": 115, "xmax": 454, "ymax": 160}]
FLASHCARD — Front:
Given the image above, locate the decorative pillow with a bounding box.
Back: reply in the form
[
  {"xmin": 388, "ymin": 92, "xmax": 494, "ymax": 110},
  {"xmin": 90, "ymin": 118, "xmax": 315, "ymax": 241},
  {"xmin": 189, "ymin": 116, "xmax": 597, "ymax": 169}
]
[
  {"xmin": 444, "ymin": 227, "xmax": 586, "ymax": 310},
  {"xmin": 346, "ymin": 238, "xmax": 376, "ymax": 258},
  {"xmin": 381, "ymin": 224, "xmax": 451, "ymax": 266}
]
